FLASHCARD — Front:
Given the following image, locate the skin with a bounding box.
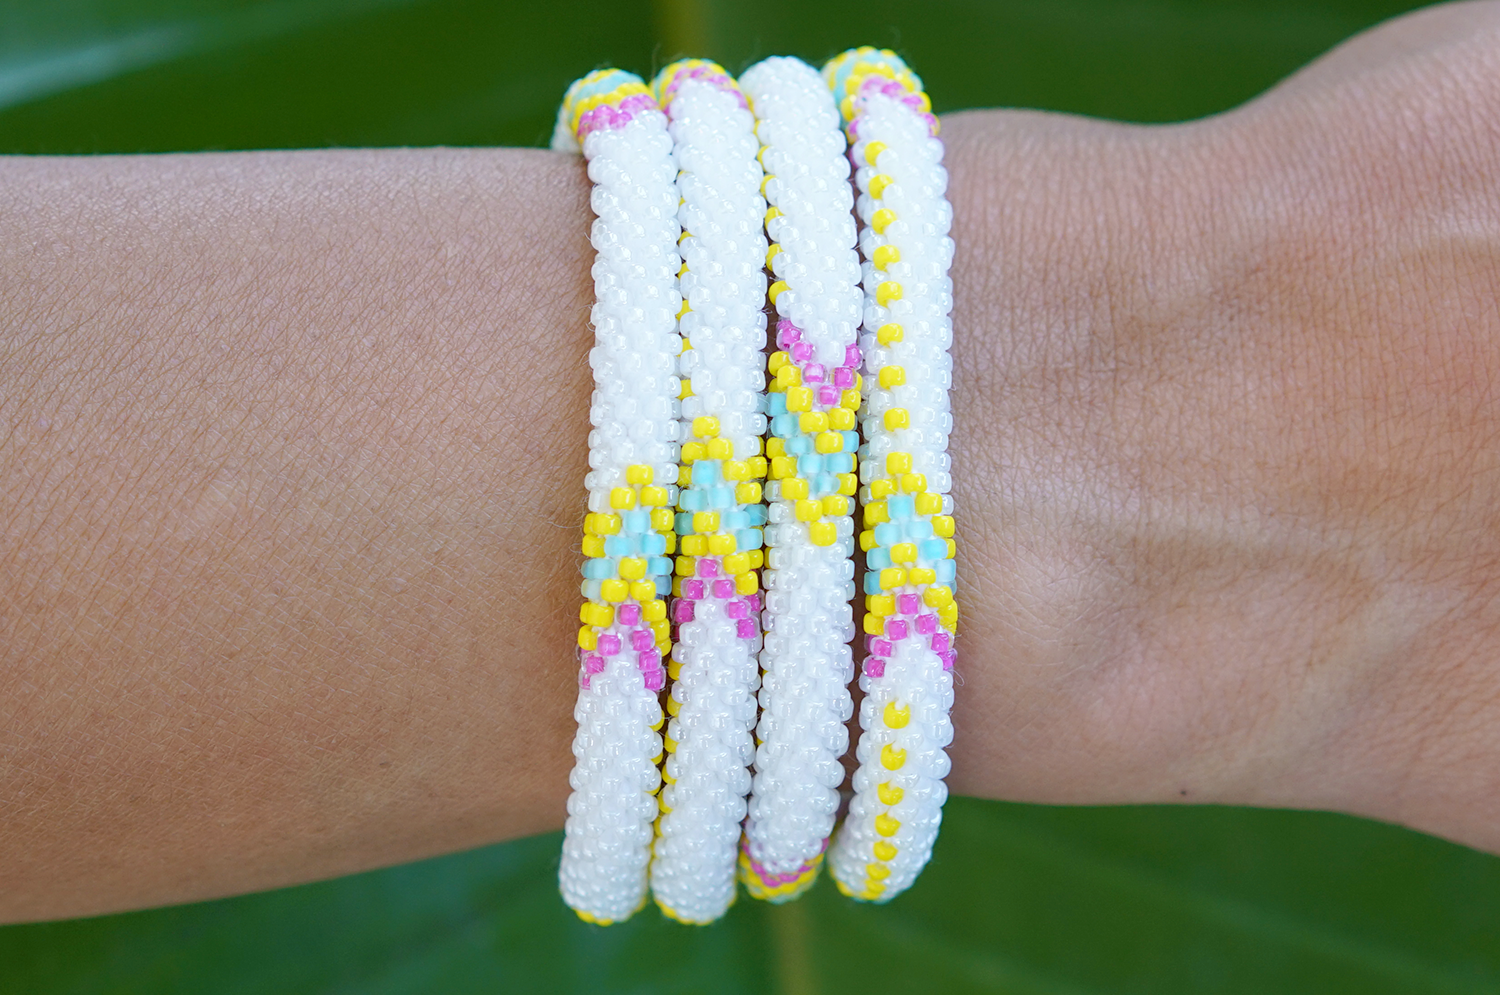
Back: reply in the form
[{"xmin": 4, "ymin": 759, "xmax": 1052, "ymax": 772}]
[{"xmin": 1, "ymin": 2, "xmax": 1498, "ymax": 924}]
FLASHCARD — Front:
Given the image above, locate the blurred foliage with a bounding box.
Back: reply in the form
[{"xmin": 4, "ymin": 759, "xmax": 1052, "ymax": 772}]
[{"xmin": 3, "ymin": 0, "xmax": 1493, "ymax": 992}]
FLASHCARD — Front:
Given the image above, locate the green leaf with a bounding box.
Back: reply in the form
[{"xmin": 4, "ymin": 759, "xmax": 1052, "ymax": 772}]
[{"xmin": 4, "ymin": 1, "xmax": 1491, "ymax": 992}]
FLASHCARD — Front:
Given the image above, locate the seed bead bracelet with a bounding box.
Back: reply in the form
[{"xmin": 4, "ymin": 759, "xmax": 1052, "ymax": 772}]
[
  {"xmin": 736, "ymin": 55, "xmax": 864, "ymax": 904},
  {"xmin": 647, "ymin": 59, "xmax": 769, "ymax": 926},
  {"xmin": 824, "ymin": 48, "xmax": 958, "ymax": 904},
  {"xmin": 554, "ymin": 69, "xmax": 682, "ymax": 925}
]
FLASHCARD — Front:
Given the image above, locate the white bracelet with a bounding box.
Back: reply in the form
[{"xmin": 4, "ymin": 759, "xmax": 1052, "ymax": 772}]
[
  {"xmin": 738, "ymin": 55, "xmax": 864, "ymax": 902},
  {"xmin": 647, "ymin": 59, "xmax": 769, "ymax": 926},
  {"xmin": 554, "ymin": 69, "xmax": 682, "ymax": 925},
  {"xmin": 824, "ymin": 48, "xmax": 959, "ymax": 904}
]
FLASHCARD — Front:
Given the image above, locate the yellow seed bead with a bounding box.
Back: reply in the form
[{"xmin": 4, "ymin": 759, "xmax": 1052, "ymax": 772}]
[
  {"xmin": 578, "ymin": 626, "xmax": 598, "ymax": 650},
  {"xmin": 746, "ymin": 549, "xmax": 764, "ymax": 569},
  {"xmin": 723, "ymin": 460, "xmax": 749, "ymax": 481},
  {"xmin": 838, "ymin": 473, "xmax": 859, "ymax": 496},
  {"xmin": 923, "ymin": 585, "xmax": 954, "ymax": 608},
  {"xmin": 735, "ymin": 571, "xmax": 758, "ymax": 595},
  {"xmin": 940, "ymin": 603, "xmax": 958, "ymax": 631},
  {"xmin": 946, "ymin": 539, "xmax": 957, "ymax": 559},
  {"xmin": 723, "ymin": 552, "xmax": 749, "ymax": 575},
  {"xmin": 869, "ymin": 173, "xmax": 894, "ymax": 199},
  {"xmin": 708, "ymin": 533, "xmax": 736, "ymax": 555},
  {"xmin": 863, "ymin": 612, "xmax": 884, "ymax": 635},
  {"xmin": 886, "ymin": 452, "xmax": 912, "ymax": 475},
  {"xmin": 875, "ymin": 814, "xmax": 901, "ymax": 837},
  {"xmin": 883, "ymin": 702, "xmax": 911, "ymax": 729},
  {"xmin": 619, "ymin": 557, "xmax": 647, "ymax": 580},
  {"xmin": 776, "ymin": 363, "xmax": 801, "ymax": 388},
  {"xmin": 769, "ymin": 280, "xmax": 789, "ymax": 303},
  {"xmin": 601, "ymin": 578, "xmax": 629, "ymax": 603},
  {"xmin": 821, "ymin": 494, "xmax": 849, "ymax": 517},
  {"xmin": 829, "ymin": 407, "xmax": 855, "ymax": 431},
  {"xmin": 770, "ymin": 456, "xmax": 796, "ymax": 480},
  {"xmin": 678, "ymin": 466, "xmax": 692, "ymax": 486},
  {"xmin": 766, "ymin": 205, "xmax": 782, "ymax": 222},
  {"xmin": 766, "ymin": 437, "xmax": 785, "ymax": 458},
  {"xmin": 874, "ymin": 841, "xmax": 899, "ymax": 861},
  {"xmin": 597, "ymin": 513, "xmax": 622, "ymax": 535},
  {"xmin": 859, "ymin": 529, "xmax": 877, "ymax": 551},
  {"xmin": 890, "ymin": 542, "xmax": 917, "ymax": 564},
  {"xmin": 867, "ymin": 594, "xmax": 895, "ymax": 616},
  {"xmin": 877, "ymin": 781, "xmax": 905, "ymax": 805},
  {"xmin": 932, "ymin": 515, "xmax": 955, "ymax": 538},
  {"xmin": 707, "ymin": 438, "xmax": 732, "ymax": 460},
  {"xmin": 878, "ymin": 366, "xmax": 906, "ymax": 389},
  {"xmin": 883, "ymin": 407, "xmax": 909, "ymax": 431},
  {"xmin": 626, "ymin": 464, "xmax": 653, "ymax": 485},
  {"xmin": 915, "ymin": 492, "xmax": 943, "ymax": 516},
  {"xmin": 785, "ymin": 386, "xmax": 812, "ymax": 412},
  {"xmin": 901, "ymin": 473, "xmax": 928, "ymax": 494},
  {"xmin": 795, "ymin": 498, "xmax": 821, "ymax": 522},
  {"xmin": 873, "ymin": 244, "xmax": 900, "ymax": 270},
  {"xmin": 682, "ymin": 442, "xmax": 706, "ymax": 463},
  {"xmin": 693, "ymin": 511, "xmax": 720, "ymax": 534},
  {"xmin": 679, "ymin": 378, "xmax": 692, "ymax": 399},
  {"xmin": 864, "ymin": 501, "xmax": 889, "ymax": 525},
  {"xmin": 840, "ymin": 389, "xmax": 862, "ymax": 410},
  {"xmin": 748, "ymin": 455, "xmax": 768, "ymax": 478},
  {"xmin": 879, "ymin": 567, "xmax": 906, "ymax": 589},
  {"xmin": 864, "ymin": 140, "xmax": 887, "ymax": 165},
  {"xmin": 768, "ymin": 351, "xmax": 789, "ymax": 374},
  {"xmin": 668, "ymin": 658, "xmax": 683, "ymax": 679},
  {"xmin": 675, "ymin": 556, "xmax": 695, "ymax": 576},
  {"xmin": 735, "ymin": 481, "xmax": 762, "ymax": 505},
  {"xmin": 876, "ymin": 282, "xmax": 902, "ymax": 308},
  {"xmin": 651, "ymin": 508, "xmax": 674, "ymax": 532},
  {"xmin": 651, "ymin": 618, "xmax": 670, "ymax": 643},
  {"xmin": 815, "ymin": 430, "xmax": 842, "ymax": 453},
  {"xmin": 682, "ymin": 534, "xmax": 708, "ymax": 556},
  {"xmin": 582, "ymin": 535, "xmax": 606, "ymax": 558},
  {"xmin": 781, "ymin": 477, "xmax": 809, "ymax": 500},
  {"xmin": 581, "ymin": 603, "xmax": 614, "ymax": 627},
  {"xmin": 909, "ymin": 567, "xmax": 936, "ymax": 586},
  {"xmin": 870, "ymin": 479, "xmax": 895, "ymax": 499},
  {"xmin": 667, "ymin": 696, "xmax": 681, "ymax": 716},
  {"xmin": 692, "ymin": 415, "xmax": 720, "ymax": 438},
  {"xmin": 809, "ymin": 520, "xmax": 837, "ymax": 546},
  {"xmin": 663, "ymin": 533, "xmax": 676, "ymax": 554},
  {"xmin": 800, "ymin": 411, "xmax": 829, "ymax": 434},
  {"xmin": 766, "ymin": 243, "xmax": 782, "ymax": 268},
  {"xmin": 866, "ymin": 862, "xmax": 891, "ymax": 882},
  {"xmin": 630, "ymin": 580, "xmax": 656, "ymax": 602},
  {"xmin": 880, "ymin": 744, "xmax": 907, "ymax": 770},
  {"xmin": 876, "ymin": 322, "xmax": 904, "ymax": 345},
  {"xmin": 872, "ymin": 208, "xmax": 896, "ymax": 234},
  {"xmin": 610, "ymin": 487, "xmax": 636, "ymax": 510},
  {"xmin": 640, "ymin": 486, "xmax": 669, "ymax": 507}
]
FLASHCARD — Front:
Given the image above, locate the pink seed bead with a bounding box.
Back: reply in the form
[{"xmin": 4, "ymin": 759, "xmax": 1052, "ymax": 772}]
[
  {"xmin": 833, "ymin": 366, "xmax": 855, "ymax": 389},
  {"xmin": 790, "ymin": 341, "xmax": 814, "ymax": 363},
  {"xmin": 638, "ymin": 648, "xmax": 661, "ymax": 670},
  {"xmin": 631, "ymin": 629, "xmax": 654, "ymax": 652},
  {"xmin": 817, "ymin": 385, "xmax": 840, "ymax": 407},
  {"xmin": 712, "ymin": 578, "xmax": 735, "ymax": 599},
  {"xmin": 682, "ymin": 579, "xmax": 705, "ymax": 600},
  {"xmin": 864, "ymin": 658, "xmax": 886, "ymax": 678},
  {"xmin": 644, "ymin": 668, "xmax": 665, "ymax": 691},
  {"xmin": 748, "ymin": 594, "xmax": 762, "ymax": 613},
  {"xmin": 886, "ymin": 619, "xmax": 910, "ymax": 641},
  {"xmin": 578, "ymin": 673, "xmax": 591, "ymax": 689},
  {"xmin": 725, "ymin": 599, "xmax": 748, "ymax": 620},
  {"xmin": 698, "ymin": 559, "xmax": 719, "ymax": 578},
  {"xmin": 844, "ymin": 344, "xmax": 861, "ymax": 368},
  {"xmin": 897, "ymin": 593, "xmax": 920, "ymax": 615},
  {"xmin": 930, "ymin": 632, "xmax": 950, "ymax": 653},
  {"xmin": 870, "ymin": 637, "xmax": 893, "ymax": 658},
  {"xmin": 803, "ymin": 363, "xmax": 825, "ymax": 383},
  {"xmin": 584, "ymin": 654, "xmax": 606, "ymax": 675},
  {"xmin": 940, "ymin": 650, "xmax": 956, "ymax": 671},
  {"xmin": 617, "ymin": 603, "xmax": 641, "ymax": 626},
  {"xmin": 672, "ymin": 599, "xmax": 695, "ymax": 623},
  {"xmin": 736, "ymin": 619, "xmax": 756, "ymax": 639},
  {"xmin": 776, "ymin": 320, "xmax": 801, "ymax": 348},
  {"xmin": 597, "ymin": 634, "xmax": 621, "ymax": 656},
  {"xmin": 915, "ymin": 613, "xmax": 938, "ymax": 635}
]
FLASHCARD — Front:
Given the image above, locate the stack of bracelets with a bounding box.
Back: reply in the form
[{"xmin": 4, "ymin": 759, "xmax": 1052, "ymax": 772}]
[{"xmin": 555, "ymin": 47, "xmax": 957, "ymax": 925}]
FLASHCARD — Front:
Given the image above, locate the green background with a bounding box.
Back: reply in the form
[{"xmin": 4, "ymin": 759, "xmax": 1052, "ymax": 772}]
[{"xmin": 2, "ymin": 0, "xmax": 1492, "ymax": 992}]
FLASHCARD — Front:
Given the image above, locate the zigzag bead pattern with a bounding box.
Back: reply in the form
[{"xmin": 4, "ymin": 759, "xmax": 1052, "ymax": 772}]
[
  {"xmin": 823, "ymin": 48, "xmax": 958, "ymax": 904},
  {"xmin": 555, "ymin": 69, "xmax": 682, "ymax": 925},
  {"xmin": 647, "ymin": 60, "xmax": 769, "ymax": 926},
  {"xmin": 738, "ymin": 56, "xmax": 863, "ymax": 903}
]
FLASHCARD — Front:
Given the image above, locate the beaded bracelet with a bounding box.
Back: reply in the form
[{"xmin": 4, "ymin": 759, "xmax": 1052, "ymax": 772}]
[
  {"xmin": 824, "ymin": 48, "xmax": 958, "ymax": 904},
  {"xmin": 554, "ymin": 69, "xmax": 682, "ymax": 925},
  {"xmin": 737, "ymin": 55, "xmax": 864, "ymax": 904},
  {"xmin": 647, "ymin": 59, "xmax": 769, "ymax": 926}
]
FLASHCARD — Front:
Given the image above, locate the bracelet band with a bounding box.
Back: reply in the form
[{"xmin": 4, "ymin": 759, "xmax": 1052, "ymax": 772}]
[
  {"xmin": 648, "ymin": 59, "xmax": 769, "ymax": 926},
  {"xmin": 554, "ymin": 69, "xmax": 682, "ymax": 925},
  {"xmin": 737, "ymin": 55, "xmax": 864, "ymax": 903},
  {"xmin": 824, "ymin": 48, "xmax": 958, "ymax": 903}
]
